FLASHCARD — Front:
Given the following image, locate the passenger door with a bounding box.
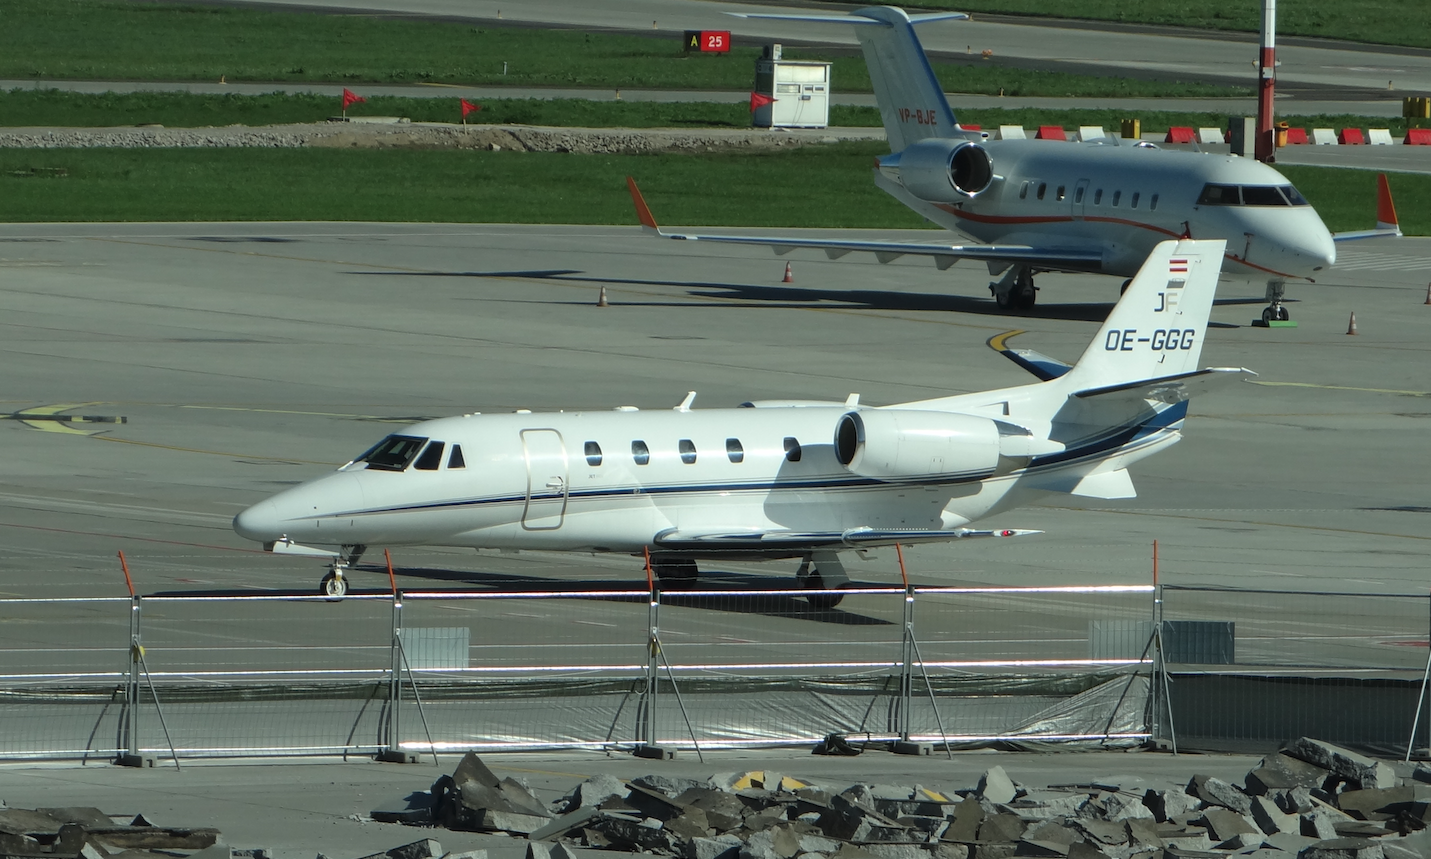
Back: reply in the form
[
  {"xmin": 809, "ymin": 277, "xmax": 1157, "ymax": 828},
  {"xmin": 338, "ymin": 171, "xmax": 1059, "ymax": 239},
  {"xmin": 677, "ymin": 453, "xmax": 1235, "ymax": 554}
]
[
  {"xmin": 521, "ymin": 429, "xmax": 568, "ymax": 530},
  {"xmin": 1072, "ymin": 179, "xmax": 1091, "ymax": 220}
]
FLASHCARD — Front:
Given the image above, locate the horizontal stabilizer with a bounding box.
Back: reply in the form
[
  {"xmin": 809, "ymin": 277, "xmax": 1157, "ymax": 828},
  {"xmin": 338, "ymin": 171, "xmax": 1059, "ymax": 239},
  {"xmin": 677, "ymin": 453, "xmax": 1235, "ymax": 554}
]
[
  {"xmin": 1074, "ymin": 367, "xmax": 1255, "ymax": 404},
  {"xmin": 655, "ymin": 526, "xmax": 1040, "ymax": 551},
  {"xmin": 989, "ymin": 331, "xmax": 1073, "ymax": 381}
]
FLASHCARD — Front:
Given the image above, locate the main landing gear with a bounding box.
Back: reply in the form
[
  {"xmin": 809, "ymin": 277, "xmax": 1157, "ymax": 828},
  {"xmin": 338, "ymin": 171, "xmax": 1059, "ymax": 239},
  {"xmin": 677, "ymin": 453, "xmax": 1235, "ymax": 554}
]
[
  {"xmin": 797, "ymin": 552, "xmax": 850, "ymax": 610},
  {"xmin": 319, "ymin": 544, "xmax": 366, "ymax": 599},
  {"xmin": 651, "ymin": 554, "xmax": 698, "ymax": 586},
  {"xmin": 990, "ymin": 265, "xmax": 1037, "ymax": 311}
]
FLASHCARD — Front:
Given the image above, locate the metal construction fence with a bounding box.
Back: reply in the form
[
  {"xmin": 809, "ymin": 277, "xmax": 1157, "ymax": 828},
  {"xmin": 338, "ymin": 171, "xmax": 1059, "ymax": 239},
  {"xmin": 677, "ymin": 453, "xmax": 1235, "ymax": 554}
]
[{"xmin": 1, "ymin": 582, "xmax": 1428, "ymax": 762}]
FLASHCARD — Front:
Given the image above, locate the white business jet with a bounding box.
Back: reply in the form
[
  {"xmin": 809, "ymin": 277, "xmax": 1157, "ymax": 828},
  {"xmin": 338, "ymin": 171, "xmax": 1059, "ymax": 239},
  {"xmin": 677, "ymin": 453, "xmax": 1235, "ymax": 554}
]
[
  {"xmin": 234, "ymin": 238, "xmax": 1248, "ymax": 603},
  {"xmin": 629, "ymin": 5, "xmax": 1398, "ymax": 320}
]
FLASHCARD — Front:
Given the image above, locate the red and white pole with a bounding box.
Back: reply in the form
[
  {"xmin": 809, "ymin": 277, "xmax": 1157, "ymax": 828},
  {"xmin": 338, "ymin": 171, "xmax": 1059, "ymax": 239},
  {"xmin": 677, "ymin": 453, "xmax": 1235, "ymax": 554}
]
[{"xmin": 1254, "ymin": 0, "xmax": 1277, "ymax": 162}]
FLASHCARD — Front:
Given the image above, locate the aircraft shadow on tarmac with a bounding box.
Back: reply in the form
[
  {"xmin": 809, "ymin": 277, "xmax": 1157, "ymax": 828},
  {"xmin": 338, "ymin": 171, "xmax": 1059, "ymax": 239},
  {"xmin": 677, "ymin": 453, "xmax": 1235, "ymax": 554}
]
[
  {"xmin": 352, "ymin": 269, "xmax": 1264, "ymax": 325},
  {"xmin": 151, "ymin": 565, "xmax": 894, "ymax": 626}
]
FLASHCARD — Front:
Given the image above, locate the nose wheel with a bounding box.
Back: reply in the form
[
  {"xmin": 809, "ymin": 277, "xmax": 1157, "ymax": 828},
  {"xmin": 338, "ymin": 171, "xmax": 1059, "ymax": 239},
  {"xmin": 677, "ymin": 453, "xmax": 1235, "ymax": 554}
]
[{"xmin": 320, "ymin": 564, "xmax": 348, "ymax": 599}]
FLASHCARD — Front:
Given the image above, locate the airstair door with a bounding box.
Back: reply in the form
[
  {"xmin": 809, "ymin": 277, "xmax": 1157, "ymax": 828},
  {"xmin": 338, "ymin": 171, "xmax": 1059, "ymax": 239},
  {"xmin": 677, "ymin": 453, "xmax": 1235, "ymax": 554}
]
[{"xmin": 521, "ymin": 429, "xmax": 568, "ymax": 530}]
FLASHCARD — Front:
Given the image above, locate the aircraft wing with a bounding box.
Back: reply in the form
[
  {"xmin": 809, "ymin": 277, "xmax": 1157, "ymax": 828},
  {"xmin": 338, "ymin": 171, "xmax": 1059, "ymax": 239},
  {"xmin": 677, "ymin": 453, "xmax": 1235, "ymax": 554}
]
[
  {"xmin": 627, "ymin": 177, "xmax": 1105, "ymax": 272},
  {"xmin": 654, "ymin": 526, "xmax": 1040, "ymax": 552},
  {"xmin": 1332, "ymin": 173, "xmax": 1402, "ymax": 242}
]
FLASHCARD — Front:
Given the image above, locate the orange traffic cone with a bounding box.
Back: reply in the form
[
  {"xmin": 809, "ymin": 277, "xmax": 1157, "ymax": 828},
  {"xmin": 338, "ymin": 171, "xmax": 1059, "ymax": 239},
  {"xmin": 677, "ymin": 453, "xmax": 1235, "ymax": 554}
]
[
  {"xmin": 1347, "ymin": 312, "xmax": 1358, "ymax": 335},
  {"xmin": 782, "ymin": 262, "xmax": 793, "ymax": 283},
  {"xmin": 597, "ymin": 286, "xmax": 609, "ymax": 307}
]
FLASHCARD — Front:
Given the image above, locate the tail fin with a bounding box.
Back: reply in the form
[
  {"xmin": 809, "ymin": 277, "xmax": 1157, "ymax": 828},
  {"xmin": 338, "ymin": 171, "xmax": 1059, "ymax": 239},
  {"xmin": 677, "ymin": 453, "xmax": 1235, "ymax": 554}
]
[
  {"xmin": 730, "ymin": 6, "xmax": 966, "ymax": 151},
  {"xmin": 852, "ymin": 7, "xmax": 961, "ymax": 150},
  {"xmin": 1061, "ymin": 239, "xmax": 1228, "ymax": 390},
  {"xmin": 1376, "ymin": 172, "xmax": 1400, "ymax": 233}
]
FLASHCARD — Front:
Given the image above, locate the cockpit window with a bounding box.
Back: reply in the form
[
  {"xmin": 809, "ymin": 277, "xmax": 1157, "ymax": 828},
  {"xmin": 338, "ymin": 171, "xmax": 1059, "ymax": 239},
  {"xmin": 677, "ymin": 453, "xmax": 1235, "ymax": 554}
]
[
  {"xmin": 414, "ymin": 441, "xmax": 445, "ymax": 471},
  {"xmin": 1197, "ymin": 184, "xmax": 1241, "ymax": 205},
  {"xmin": 448, "ymin": 445, "xmax": 465, "ymax": 469},
  {"xmin": 1198, "ymin": 184, "xmax": 1308, "ymax": 207},
  {"xmin": 1242, "ymin": 185, "xmax": 1288, "ymax": 206},
  {"xmin": 359, "ymin": 435, "xmax": 429, "ymax": 471},
  {"xmin": 1280, "ymin": 185, "xmax": 1309, "ymax": 205}
]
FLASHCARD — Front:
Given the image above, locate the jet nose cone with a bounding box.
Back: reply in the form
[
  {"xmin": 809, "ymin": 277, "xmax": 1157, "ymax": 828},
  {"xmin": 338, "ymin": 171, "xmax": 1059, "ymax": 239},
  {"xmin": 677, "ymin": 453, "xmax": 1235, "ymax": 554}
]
[{"xmin": 233, "ymin": 500, "xmax": 282, "ymax": 542}]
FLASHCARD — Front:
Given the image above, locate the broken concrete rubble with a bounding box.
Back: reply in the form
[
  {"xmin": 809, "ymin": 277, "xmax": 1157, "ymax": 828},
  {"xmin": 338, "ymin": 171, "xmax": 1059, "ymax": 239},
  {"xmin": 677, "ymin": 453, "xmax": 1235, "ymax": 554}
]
[{"xmin": 359, "ymin": 739, "xmax": 1431, "ymax": 859}]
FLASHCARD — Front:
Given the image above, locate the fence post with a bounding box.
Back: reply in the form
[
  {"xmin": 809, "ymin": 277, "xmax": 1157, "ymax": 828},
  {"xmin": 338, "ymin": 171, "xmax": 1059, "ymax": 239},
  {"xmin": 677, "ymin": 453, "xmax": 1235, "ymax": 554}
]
[
  {"xmin": 118, "ymin": 595, "xmax": 143, "ymax": 766},
  {"xmin": 1407, "ymin": 589, "xmax": 1431, "ymax": 761},
  {"xmin": 377, "ymin": 590, "xmax": 406, "ymax": 762},
  {"xmin": 634, "ymin": 574, "xmax": 673, "ymax": 759},
  {"xmin": 899, "ymin": 587, "xmax": 914, "ymax": 742}
]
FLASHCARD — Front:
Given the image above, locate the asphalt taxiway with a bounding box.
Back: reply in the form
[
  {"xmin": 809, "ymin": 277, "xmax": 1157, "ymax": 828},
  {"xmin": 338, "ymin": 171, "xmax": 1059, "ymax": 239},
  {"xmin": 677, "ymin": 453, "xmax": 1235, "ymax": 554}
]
[{"xmin": 1, "ymin": 223, "xmax": 1428, "ymax": 611}]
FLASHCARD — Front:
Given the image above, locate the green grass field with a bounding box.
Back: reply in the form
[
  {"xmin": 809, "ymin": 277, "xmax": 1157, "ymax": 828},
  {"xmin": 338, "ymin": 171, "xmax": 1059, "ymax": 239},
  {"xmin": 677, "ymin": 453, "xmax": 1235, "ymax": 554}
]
[
  {"xmin": 0, "ymin": 146, "xmax": 1420, "ymax": 235},
  {"xmin": 833, "ymin": 0, "xmax": 1428, "ymax": 49},
  {"xmin": 0, "ymin": 90, "xmax": 1410, "ymax": 137},
  {"xmin": 0, "ymin": 0, "xmax": 1245, "ymax": 98}
]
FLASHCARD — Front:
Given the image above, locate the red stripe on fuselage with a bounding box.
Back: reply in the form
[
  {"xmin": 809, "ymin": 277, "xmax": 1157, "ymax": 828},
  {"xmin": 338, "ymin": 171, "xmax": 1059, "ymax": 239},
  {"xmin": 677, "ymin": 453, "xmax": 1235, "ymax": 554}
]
[{"xmin": 932, "ymin": 204, "xmax": 1303, "ymax": 280}]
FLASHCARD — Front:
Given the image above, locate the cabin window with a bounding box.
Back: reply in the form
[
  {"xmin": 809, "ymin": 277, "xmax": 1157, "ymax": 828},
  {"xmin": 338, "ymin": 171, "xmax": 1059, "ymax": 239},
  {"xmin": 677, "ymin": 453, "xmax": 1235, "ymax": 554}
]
[
  {"xmin": 1150, "ymin": 193, "xmax": 1159, "ymax": 211},
  {"xmin": 679, "ymin": 439, "xmax": 697, "ymax": 464},
  {"xmin": 726, "ymin": 438, "xmax": 744, "ymax": 463},
  {"xmin": 1055, "ymin": 185, "xmax": 1066, "ymax": 202},
  {"xmin": 1019, "ymin": 181, "xmax": 1029, "ymax": 199},
  {"xmin": 784, "ymin": 437, "xmax": 802, "ymax": 462},
  {"xmin": 1036, "ymin": 182, "xmax": 1047, "ymax": 200},
  {"xmin": 448, "ymin": 444, "xmax": 466, "ymax": 469},
  {"xmin": 1094, "ymin": 189, "xmax": 1103, "ymax": 205},
  {"xmin": 1131, "ymin": 192, "xmax": 1140, "ymax": 209},
  {"xmin": 414, "ymin": 441, "xmax": 445, "ymax": 471},
  {"xmin": 584, "ymin": 441, "xmax": 602, "ymax": 467},
  {"xmin": 1112, "ymin": 190, "xmax": 1122, "ymax": 206},
  {"xmin": 358, "ymin": 434, "xmax": 428, "ymax": 471},
  {"xmin": 632, "ymin": 440, "xmax": 650, "ymax": 465}
]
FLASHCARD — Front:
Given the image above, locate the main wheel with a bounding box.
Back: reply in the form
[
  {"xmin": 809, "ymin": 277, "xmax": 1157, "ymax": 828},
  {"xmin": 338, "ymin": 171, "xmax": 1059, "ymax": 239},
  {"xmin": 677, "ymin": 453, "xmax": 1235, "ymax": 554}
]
[
  {"xmin": 1013, "ymin": 284, "xmax": 1037, "ymax": 311},
  {"xmin": 320, "ymin": 571, "xmax": 348, "ymax": 599},
  {"xmin": 802, "ymin": 572, "xmax": 844, "ymax": 610},
  {"xmin": 993, "ymin": 288, "xmax": 1013, "ymax": 310}
]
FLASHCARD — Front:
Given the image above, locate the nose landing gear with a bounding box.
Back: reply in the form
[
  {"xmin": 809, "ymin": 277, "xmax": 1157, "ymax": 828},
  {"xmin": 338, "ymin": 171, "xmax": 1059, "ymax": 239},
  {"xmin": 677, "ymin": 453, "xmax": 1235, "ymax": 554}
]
[
  {"xmin": 318, "ymin": 544, "xmax": 366, "ymax": 599},
  {"xmin": 1255, "ymin": 280, "xmax": 1294, "ymax": 326}
]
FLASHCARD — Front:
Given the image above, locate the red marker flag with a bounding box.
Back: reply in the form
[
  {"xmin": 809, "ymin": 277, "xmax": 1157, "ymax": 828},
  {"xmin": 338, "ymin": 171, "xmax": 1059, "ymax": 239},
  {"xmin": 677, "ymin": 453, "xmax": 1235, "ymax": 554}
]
[
  {"xmin": 749, "ymin": 91, "xmax": 775, "ymax": 112},
  {"xmin": 341, "ymin": 88, "xmax": 366, "ymax": 110},
  {"xmin": 461, "ymin": 98, "xmax": 480, "ymax": 117}
]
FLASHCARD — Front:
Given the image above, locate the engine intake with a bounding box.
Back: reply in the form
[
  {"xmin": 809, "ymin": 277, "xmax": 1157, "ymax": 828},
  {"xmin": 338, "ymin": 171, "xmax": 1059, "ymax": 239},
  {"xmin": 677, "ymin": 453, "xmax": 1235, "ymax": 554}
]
[
  {"xmin": 834, "ymin": 410, "xmax": 1002, "ymax": 480},
  {"xmin": 893, "ymin": 139, "xmax": 994, "ymax": 201}
]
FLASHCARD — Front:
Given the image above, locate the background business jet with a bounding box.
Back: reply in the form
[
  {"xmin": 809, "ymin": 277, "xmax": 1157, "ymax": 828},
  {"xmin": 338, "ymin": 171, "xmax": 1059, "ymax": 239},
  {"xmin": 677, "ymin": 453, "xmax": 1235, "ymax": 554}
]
[{"xmin": 630, "ymin": 6, "xmax": 1398, "ymax": 320}]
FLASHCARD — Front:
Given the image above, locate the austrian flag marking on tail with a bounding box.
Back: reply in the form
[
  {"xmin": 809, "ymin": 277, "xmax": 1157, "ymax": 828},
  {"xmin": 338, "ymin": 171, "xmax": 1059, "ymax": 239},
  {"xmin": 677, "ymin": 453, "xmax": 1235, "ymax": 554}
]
[{"xmin": 1169, "ymin": 259, "xmax": 1189, "ymax": 273}]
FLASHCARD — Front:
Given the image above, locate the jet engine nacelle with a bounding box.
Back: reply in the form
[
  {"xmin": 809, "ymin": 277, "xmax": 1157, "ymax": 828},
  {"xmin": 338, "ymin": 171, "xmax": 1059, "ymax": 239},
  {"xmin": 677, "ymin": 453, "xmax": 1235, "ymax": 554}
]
[
  {"xmin": 894, "ymin": 139, "xmax": 994, "ymax": 201},
  {"xmin": 834, "ymin": 409, "xmax": 1002, "ymax": 480}
]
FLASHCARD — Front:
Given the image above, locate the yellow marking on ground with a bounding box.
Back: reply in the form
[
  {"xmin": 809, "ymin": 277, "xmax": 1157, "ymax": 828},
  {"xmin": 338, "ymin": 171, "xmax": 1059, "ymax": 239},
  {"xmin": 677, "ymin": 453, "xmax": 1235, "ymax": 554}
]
[
  {"xmin": 14, "ymin": 402, "xmax": 107, "ymax": 435},
  {"xmin": 94, "ymin": 435, "xmax": 337, "ymax": 465},
  {"xmin": 732, "ymin": 771, "xmax": 762, "ymax": 790},
  {"xmin": 985, "ymin": 330, "xmax": 1027, "ymax": 353},
  {"xmin": 779, "ymin": 776, "xmax": 809, "ymax": 791},
  {"xmin": 1250, "ymin": 381, "xmax": 1430, "ymax": 397}
]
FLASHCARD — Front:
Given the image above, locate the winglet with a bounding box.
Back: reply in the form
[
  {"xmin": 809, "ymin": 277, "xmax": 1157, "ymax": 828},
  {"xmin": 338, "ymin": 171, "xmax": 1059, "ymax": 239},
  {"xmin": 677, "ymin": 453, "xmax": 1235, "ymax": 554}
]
[
  {"xmin": 1376, "ymin": 173, "xmax": 1401, "ymax": 234},
  {"xmin": 626, "ymin": 176, "xmax": 661, "ymax": 235}
]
